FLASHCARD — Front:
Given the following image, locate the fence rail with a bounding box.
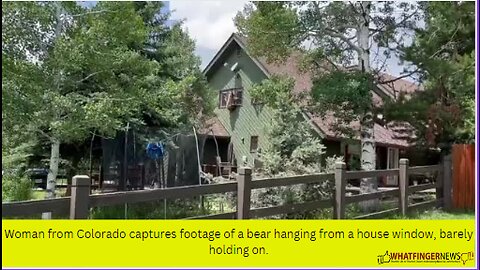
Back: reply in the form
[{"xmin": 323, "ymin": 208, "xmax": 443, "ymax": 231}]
[{"xmin": 2, "ymin": 157, "xmax": 452, "ymax": 220}]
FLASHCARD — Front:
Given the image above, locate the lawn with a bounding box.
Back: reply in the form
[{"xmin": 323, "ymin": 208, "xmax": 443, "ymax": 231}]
[
  {"xmin": 32, "ymin": 188, "xmax": 67, "ymax": 200},
  {"xmin": 403, "ymin": 209, "xmax": 475, "ymax": 219},
  {"xmin": 385, "ymin": 208, "xmax": 476, "ymax": 220}
]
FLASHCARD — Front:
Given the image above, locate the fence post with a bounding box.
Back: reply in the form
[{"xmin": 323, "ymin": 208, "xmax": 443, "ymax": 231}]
[
  {"xmin": 399, "ymin": 159, "xmax": 409, "ymax": 216},
  {"xmin": 237, "ymin": 167, "xmax": 252, "ymax": 219},
  {"xmin": 334, "ymin": 162, "xmax": 346, "ymax": 219},
  {"xmin": 442, "ymin": 155, "xmax": 452, "ymax": 210},
  {"xmin": 70, "ymin": 175, "xmax": 91, "ymax": 219}
]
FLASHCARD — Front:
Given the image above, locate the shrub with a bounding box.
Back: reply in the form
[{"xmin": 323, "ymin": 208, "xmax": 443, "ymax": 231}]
[
  {"xmin": 324, "ymin": 155, "xmax": 345, "ymax": 173},
  {"xmin": 2, "ymin": 173, "xmax": 33, "ymax": 202}
]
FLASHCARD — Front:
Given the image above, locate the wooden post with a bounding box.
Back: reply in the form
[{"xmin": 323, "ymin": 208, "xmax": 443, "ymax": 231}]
[
  {"xmin": 399, "ymin": 158, "xmax": 409, "ymax": 216},
  {"xmin": 70, "ymin": 175, "xmax": 91, "ymax": 219},
  {"xmin": 442, "ymin": 155, "xmax": 452, "ymax": 210},
  {"xmin": 334, "ymin": 162, "xmax": 346, "ymax": 219},
  {"xmin": 237, "ymin": 167, "xmax": 252, "ymax": 219},
  {"xmin": 436, "ymin": 156, "xmax": 444, "ymax": 207}
]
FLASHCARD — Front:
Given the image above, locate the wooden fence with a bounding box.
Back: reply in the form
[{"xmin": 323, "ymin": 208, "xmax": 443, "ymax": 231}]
[
  {"xmin": 2, "ymin": 157, "xmax": 452, "ymax": 220},
  {"xmin": 452, "ymin": 144, "xmax": 475, "ymax": 209}
]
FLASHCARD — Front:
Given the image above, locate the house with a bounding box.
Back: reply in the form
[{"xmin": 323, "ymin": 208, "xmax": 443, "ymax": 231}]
[{"xmin": 201, "ymin": 33, "xmax": 425, "ymax": 185}]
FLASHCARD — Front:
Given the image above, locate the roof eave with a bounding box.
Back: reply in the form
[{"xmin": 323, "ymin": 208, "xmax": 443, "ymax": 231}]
[
  {"xmin": 202, "ymin": 33, "xmax": 236, "ymax": 77},
  {"xmin": 202, "ymin": 33, "xmax": 272, "ymax": 78}
]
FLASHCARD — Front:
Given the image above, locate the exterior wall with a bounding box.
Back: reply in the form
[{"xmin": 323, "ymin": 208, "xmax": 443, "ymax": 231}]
[
  {"xmin": 207, "ymin": 45, "xmax": 275, "ymax": 167},
  {"xmin": 207, "ymin": 41, "xmax": 400, "ymax": 170}
]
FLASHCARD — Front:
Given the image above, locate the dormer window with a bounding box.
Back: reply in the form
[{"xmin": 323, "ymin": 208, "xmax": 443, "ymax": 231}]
[{"xmin": 219, "ymin": 88, "xmax": 243, "ymax": 109}]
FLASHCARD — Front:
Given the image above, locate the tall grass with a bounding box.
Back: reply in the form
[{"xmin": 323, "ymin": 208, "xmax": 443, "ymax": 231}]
[{"xmin": 2, "ymin": 174, "xmax": 33, "ymax": 202}]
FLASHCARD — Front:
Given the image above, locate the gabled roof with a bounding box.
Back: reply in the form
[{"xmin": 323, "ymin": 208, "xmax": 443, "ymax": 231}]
[
  {"xmin": 203, "ymin": 33, "xmax": 420, "ymax": 148},
  {"xmin": 203, "ymin": 33, "xmax": 270, "ymax": 78},
  {"xmin": 198, "ymin": 117, "xmax": 230, "ymax": 138}
]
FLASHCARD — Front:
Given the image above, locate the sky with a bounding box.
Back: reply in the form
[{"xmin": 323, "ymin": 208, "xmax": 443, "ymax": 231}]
[
  {"xmin": 170, "ymin": 1, "xmax": 411, "ymax": 78},
  {"xmin": 79, "ymin": 1, "xmax": 411, "ymax": 78},
  {"xmin": 170, "ymin": 1, "xmax": 249, "ymax": 70}
]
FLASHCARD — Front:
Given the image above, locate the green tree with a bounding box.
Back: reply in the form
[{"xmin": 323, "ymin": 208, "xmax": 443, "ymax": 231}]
[
  {"xmin": 385, "ymin": 2, "xmax": 475, "ymax": 149},
  {"xmin": 249, "ymin": 76, "xmax": 331, "ymax": 218},
  {"xmin": 2, "ymin": 2, "xmax": 210, "ymax": 206},
  {"xmin": 250, "ymin": 76, "xmax": 326, "ymax": 175},
  {"xmin": 235, "ymin": 1, "xmax": 421, "ymax": 209}
]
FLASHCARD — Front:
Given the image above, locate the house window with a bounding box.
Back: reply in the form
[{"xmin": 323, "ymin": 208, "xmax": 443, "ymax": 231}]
[
  {"xmin": 250, "ymin": 136, "xmax": 259, "ymax": 153},
  {"xmin": 219, "ymin": 88, "xmax": 243, "ymax": 109}
]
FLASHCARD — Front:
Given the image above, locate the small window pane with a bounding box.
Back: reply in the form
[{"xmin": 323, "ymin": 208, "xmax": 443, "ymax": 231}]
[{"xmin": 250, "ymin": 136, "xmax": 258, "ymax": 153}]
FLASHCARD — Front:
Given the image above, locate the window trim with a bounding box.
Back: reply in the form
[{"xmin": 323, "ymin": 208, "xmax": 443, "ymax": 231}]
[{"xmin": 218, "ymin": 87, "xmax": 243, "ymax": 109}]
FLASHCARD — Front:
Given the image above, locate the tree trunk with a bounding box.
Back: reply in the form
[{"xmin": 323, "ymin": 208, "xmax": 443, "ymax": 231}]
[
  {"xmin": 46, "ymin": 139, "xmax": 60, "ymax": 199},
  {"xmin": 359, "ymin": 112, "xmax": 377, "ymax": 211},
  {"xmin": 42, "ymin": 138, "xmax": 60, "ymax": 219},
  {"xmin": 357, "ymin": 1, "xmax": 378, "ymax": 211}
]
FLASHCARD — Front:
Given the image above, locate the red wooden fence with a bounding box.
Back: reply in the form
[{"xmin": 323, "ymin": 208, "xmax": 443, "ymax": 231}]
[{"xmin": 452, "ymin": 144, "xmax": 475, "ymax": 209}]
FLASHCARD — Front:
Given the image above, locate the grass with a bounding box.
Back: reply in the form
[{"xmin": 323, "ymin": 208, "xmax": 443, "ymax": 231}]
[
  {"xmin": 343, "ymin": 198, "xmax": 475, "ymax": 220},
  {"xmin": 32, "ymin": 188, "xmax": 67, "ymax": 200},
  {"xmin": 389, "ymin": 208, "xmax": 475, "ymax": 220},
  {"xmin": 89, "ymin": 198, "xmax": 213, "ymax": 219}
]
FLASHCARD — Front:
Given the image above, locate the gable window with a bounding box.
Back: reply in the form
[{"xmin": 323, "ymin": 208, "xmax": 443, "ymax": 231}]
[
  {"xmin": 250, "ymin": 136, "xmax": 259, "ymax": 153},
  {"xmin": 219, "ymin": 88, "xmax": 243, "ymax": 109}
]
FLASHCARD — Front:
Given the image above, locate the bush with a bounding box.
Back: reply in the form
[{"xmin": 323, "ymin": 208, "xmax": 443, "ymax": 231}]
[
  {"xmin": 2, "ymin": 173, "xmax": 33, "ymax": 202},
  {"xmin": 324, "ymin": 155, "xmax": 345, "ymax": 173}
]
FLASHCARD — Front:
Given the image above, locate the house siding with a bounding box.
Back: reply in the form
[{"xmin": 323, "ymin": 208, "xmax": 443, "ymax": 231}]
[
  {"xmin": 206, "ymin": 42, "xmax": 350, "ymax": 169},
  {"xmin": 208, "ymin": 47, "xmax": 275, "ymax": 167}
]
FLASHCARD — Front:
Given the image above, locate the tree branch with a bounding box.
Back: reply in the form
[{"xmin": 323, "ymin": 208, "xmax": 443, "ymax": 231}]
[
  {"xmin": 71, "ymin": 10, "xmax": 114, "ymax": 18},
  {"xmin": 35, "ymin": 128, "xmax": 54, "ymax": 142},
  {"xmin": 359, "ymin": 2, "xmax": 370, "ymax": 27},
  {"xmin": 349, "ymin": 1, "xmax": 360, "ymax": 14},
  {"xmin": 324, "ymin": 28, "xmax": 362, "ymax": 53},
  {"xmin": 76, "ymin": 71, "xmax": 105, "ymax": 84},
  {"xmin": 324, "ymin": 57, "xmax": 341, "ymax": 71},
  {"xmin": 394, "ymin": 8, "xmax": 420, "ymax": 29},
  {"xmin": 428, "ymin": 25, "xmax": 460, "ymax": 59},
  {"xmin": 369, "ymin": 7, "xmax": 420, "ymax": 37},
  {"xmin": 377, "ymin": 68, "xmax": 420, "ymax": 85}
]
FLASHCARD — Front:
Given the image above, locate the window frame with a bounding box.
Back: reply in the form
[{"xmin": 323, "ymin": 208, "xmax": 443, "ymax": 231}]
[{"xmin": 218, "ymin": 87, "xmax": 243, "ymax": 109}]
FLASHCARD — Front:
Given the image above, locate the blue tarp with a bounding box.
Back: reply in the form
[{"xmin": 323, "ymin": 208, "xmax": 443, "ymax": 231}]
[{"xmin": 146, "ymin": 142, "xmax": 164, "ymax": 160}]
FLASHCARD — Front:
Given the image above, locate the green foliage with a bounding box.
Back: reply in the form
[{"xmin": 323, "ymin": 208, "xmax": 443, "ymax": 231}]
[
  {"xmin": 249, "ymin": 76, "xmax": 296, "ymax": 109},
  {"xmin": 2, "ymin": 173, "xmax": 33, "ymax": 202},
  {"xmin": 311, "ymin": 70, "xmax": 374, "ymax": 136},
  {"xmin": 2, "ymin": 2, "xmax": 211, "ymax": 184},
  {"xmin": 251, "ymin": 77, "xmax": 325, "ymax": 175},
  {"xmin": 2, "ymin": 140, "xmax": 36, "ymax": 172},
  {"xmin": 90, "ymin": 199, "xmax": 212, "ymax": 219},
  {"xmin": 235, "ymin": 2, "xmax": 420, "ymax": 66},
  {"xmin": 248, "ymin": 77, "xmax": 333, "ymax": 218},
  {"xmin": 235, "ymin": 3, "xmax": 421, "ymax": 198},
  {"xmin": 324, "ymin": 155, "xmax": 345, "ymax": 173},
  {"xmin": 235, "ymin": 2, "xmax": 300, "ymax": 63},
  {"xmin": 312, "ymin": 71, "xmax": 373, "ymax": 114},
  {"xmin": 386, "ymin": 2, "xmax": 475, "ymax": 147}
]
